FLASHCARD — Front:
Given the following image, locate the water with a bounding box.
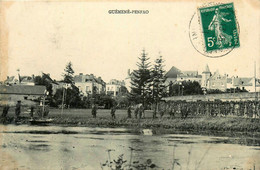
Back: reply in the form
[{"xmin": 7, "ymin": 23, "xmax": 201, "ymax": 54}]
[{"xmin": 0, "ymin": 125, "xmax": 259, "ymax": 170}]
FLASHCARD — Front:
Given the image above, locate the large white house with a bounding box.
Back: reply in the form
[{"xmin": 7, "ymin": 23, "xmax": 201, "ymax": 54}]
[
  {"xmin": 106, "ymin": 79, "xmax": 126, "ymax": 96},
  {"xmin": 74, "ymin": 73, "xmax": 106, "ymax": 96}
]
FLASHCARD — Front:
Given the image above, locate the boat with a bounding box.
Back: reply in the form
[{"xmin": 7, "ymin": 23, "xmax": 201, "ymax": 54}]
[{"xmin": 29, "ymin": 118, "xmax": 53, "ymax": 125}]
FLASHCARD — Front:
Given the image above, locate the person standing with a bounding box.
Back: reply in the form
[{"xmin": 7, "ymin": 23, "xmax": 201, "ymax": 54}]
[
  {"xmin": 91, "ymin": 104, "xmax": 97, "ymax": 118},
  {"xmin": 2, "ymin": 104, "xmax": 10, "ymax": 118},
  {"xmin": 127, "ymin": 105, "xmax": 132, "ymax": 118},
  {"xmin": 15, "ymin": 101, "xmax": 21, "ymax": 119},
  {"xmin": 111, "ymin": 105, "xmax": 116, "ymax": 119},
  {"xmin": 30, "ymin": 105, "xmax": 35, "ymax": 119}
]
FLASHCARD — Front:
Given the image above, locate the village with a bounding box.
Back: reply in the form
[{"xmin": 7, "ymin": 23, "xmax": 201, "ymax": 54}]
[
  {"xmin": 1, "ymin": 62, "xmax": 259, "ymax": 107},
  {"xmin": 0, "ymin": 52, "xmax": 260, "ymax": 125},
  {"xmin": 0, "ymin": 1, "xmax": 260, "ymax": 169}
]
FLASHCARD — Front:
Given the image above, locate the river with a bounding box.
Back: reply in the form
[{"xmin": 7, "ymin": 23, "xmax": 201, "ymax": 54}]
[{"xmin": 0, "ymin": 125, "xmax": 259, "ymax": 170}]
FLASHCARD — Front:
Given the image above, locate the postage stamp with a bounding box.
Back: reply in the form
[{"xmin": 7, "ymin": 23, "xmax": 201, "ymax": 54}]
[{"xmin": 199, "ymin": 3, "xmax": 240, "ymax": 52}]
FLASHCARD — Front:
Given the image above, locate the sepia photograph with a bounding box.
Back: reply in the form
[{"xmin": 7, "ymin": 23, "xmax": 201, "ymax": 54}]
[{"xmin": 0, "ymin": 0, "xmax": 259, "ymax": 169}]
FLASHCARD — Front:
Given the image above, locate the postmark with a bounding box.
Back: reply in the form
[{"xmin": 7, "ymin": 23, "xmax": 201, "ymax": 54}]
[{"xmin": 189, "ymin": 3, "xmax": 240, "ymax": 58}]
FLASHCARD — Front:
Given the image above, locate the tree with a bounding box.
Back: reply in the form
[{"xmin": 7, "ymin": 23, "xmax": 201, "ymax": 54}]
[
  {"xmin": 34, "ymin": 73, "xmax": 56, "ymax": 95},
  {"xmin": 34, "ymin": 74, "xmax": 54, "ymax": 106},
  {"xmin": 54, "ymin": 61, "xmax": 82, "ymax": 108},
  {"xmin": 149, "ymin": 54, "xmax": 166, "ymax": 118},
  {"xmin": 130, "ymin": 49, "xmax": 151, "ymax": 106},
  {"xmin": 170, "ymin": 81, "xmax": 203, "ymax": 96},
  {"xmin": 53, "ymin": 86, "xmax": 82, "ymax": 108},
  {"xmin": 63, "ymin": 61, "xmax": 75, "ymax": 84}
]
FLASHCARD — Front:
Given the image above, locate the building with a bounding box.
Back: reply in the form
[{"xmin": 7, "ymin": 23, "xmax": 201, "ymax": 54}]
[
  {"xmin": 165, "ymin": 66, "xmax": 201, "ymax": 93},
  {"xmin": 4, "ymin": 75, "xmax": 35, "ymax": 86},
  {"xmin": 227, "ymin": 76, "xmax": 260, "ymax": 92},
  {"xmin": 165, "ymin": 64, "xmax": 260, "ymax": 92},
  {"xmin": 106, "ymin": 79, "xmax": 126, "ymax": 96},
  {"xmin": 177, "ymin": 71, "xmax": 202, "ymax": 83},
  {"xmin": 0, "ymin": 85, "xmax": 46, "ymax": 106},
  {"xmin": 201, "ymin": 64, "xmax": 211, "ymax": 88},
  {"xmin": 206, "ymin": 70, "xmax": 228, "ymax": 91},
  {"xmin": 74, "ymin": 73, "xmax": 106, "ymax": 96},
  {"xmin": 165, "ymin": 66, "xmax": 182, "ymax": 85}
]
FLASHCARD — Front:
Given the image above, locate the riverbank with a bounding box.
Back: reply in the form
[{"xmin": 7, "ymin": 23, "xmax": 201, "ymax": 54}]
[
  {"xmin": 51, "ymin": 116, "xmax": 260, "ymax": 135},
  {"xmin": 1, "ymin": 108, "xmax": 260, "ymax": 137}
]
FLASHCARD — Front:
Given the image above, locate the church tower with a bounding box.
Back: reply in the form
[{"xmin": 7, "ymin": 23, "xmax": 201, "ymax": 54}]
[{"xmin": 201, "ymin": 64, "xmax": 211, "ymax": 88}]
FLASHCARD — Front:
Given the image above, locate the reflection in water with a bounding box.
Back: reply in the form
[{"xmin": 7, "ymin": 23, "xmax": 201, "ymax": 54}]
[{"xmin": 0, "ymin": 125, "xmax": 259, "ymax": 169}]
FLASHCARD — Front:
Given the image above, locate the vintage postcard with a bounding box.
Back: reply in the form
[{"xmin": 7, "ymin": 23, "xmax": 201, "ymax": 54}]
[{"xmin": 0, "ymin": 0, "xmax": 260, "ymax": 169}]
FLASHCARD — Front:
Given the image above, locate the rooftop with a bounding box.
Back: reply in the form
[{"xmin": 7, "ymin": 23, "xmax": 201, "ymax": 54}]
[{"xmin": 0, "ymin": 85, "xmax": 46, "ymax": 95}]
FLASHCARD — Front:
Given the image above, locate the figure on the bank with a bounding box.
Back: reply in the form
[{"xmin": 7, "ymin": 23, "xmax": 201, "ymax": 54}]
[
  {"xmin": 91, "ymin": 104, "xmax": 97, "ymax": 118},
  {"xmin": 15, "ymin": 101, "xmax": 21, "ymax": 119},
  {"xmin": 127, "ymin": 105, "xmax": 132, "ymax": 118},
  {"xmin": 110, "ymin": 105, "xmax": 117, "ymax": 119},
  {"xmin": 2, "ymin": 104, "xmax": 10, "ymax": 118},
  {"xmin": 134, "ymin": 103, "xmax": 143, "ymax": 119},
  {"xmin": 30, "ymin": 105, "xmax": 35, "ymax": 118}
]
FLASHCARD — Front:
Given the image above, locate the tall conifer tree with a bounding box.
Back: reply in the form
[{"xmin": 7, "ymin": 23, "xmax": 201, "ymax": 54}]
[
  {"xmin": 130, "ymin": 49, "xmax": 151, "ymax": 106},
  {"xmin": 149, "ymin": 53, "xmax": 166, "ymax": 118}
]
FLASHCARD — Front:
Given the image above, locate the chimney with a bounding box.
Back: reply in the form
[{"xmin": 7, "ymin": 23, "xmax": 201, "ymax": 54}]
[{"xmin": 79, "ymin": 73, "xmax": 83, "ymax": 75}]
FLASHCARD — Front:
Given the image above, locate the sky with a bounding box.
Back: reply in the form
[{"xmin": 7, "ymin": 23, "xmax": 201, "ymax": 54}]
[{"xmin": 1, "ymin": 0, "xmax": 259, "ymax": 82}]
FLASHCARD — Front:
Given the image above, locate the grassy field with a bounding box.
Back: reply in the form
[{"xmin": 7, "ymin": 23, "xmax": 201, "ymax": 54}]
[{"xmin": 1, "ymin": 107, "xmax": 260, "ymax": 136}]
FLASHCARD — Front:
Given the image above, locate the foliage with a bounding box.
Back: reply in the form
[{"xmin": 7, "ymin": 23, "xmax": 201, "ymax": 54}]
[
  {"xmin": 170, "ymin": 81, "xmax": 203, "ymax": 96},
  {"xmin": 34, "ymin": 73, "xmax": 54, "ymax": 105},
  {"xmin": 130, "ymin": 49, "xmax": 152, "ymax": 105},
  {"xmin": 95, "ymin": 94, "xmax": 115, "ymax": 109},
  {"xmin": 52, "ymin": 62, "xmax": 83, "ymax": 108},
  {"xmin": 226, "ymin": 87, "xmax": 248, "ymax": 93},
  {"xmin": 148, "ymin": 54, "xmax": 166, "ymax": 117},
  {"xmin": 53, "ymin": 85, "xmax": 82, "ymax": 108},
  {"xmin": 63, "ymin": 61, "xmax": 75, "ymax": 84},
  {"xmin": 101, "ymin": 149, "xmax": 157, "ymax": 170},
  {"xmin": 207, "ymin": 87, "xmax": 248, "ymax": 94},
  {"xmin": 34, "ymin": 74, "xmax": 53, "ymax": 96},
  {"xmin": 206, "ymin": 89, "xmax": 224, "ymax": 94},
  {"xmin": 116, "ymin": 95, "xmax": 130, "ymax": 109},
  {"xmin": 182, "ymin": 81, "xmax": 203, "ymax": 95}
]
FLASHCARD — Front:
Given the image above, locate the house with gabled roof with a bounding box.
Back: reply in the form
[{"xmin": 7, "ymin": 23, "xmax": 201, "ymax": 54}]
[
  {"xmin": 228, "ymin": 77, "xmax": 260, "ymax": 92},
  {"xmin": 4, "ymin": 75, "xmax": 35, "ymax": 86},
  {"xmin": 165, "ymin": 66, "xmax": 182, "ymax": 85},
  {"xmin": 0, "ymin": 85, "xmax": 46, "ymax": 106}
]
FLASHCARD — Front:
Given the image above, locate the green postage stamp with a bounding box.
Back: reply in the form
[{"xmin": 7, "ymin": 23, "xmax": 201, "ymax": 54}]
[{"xmin": 199, "ymin": 3, "xmax": 240, "ymax": 52}]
